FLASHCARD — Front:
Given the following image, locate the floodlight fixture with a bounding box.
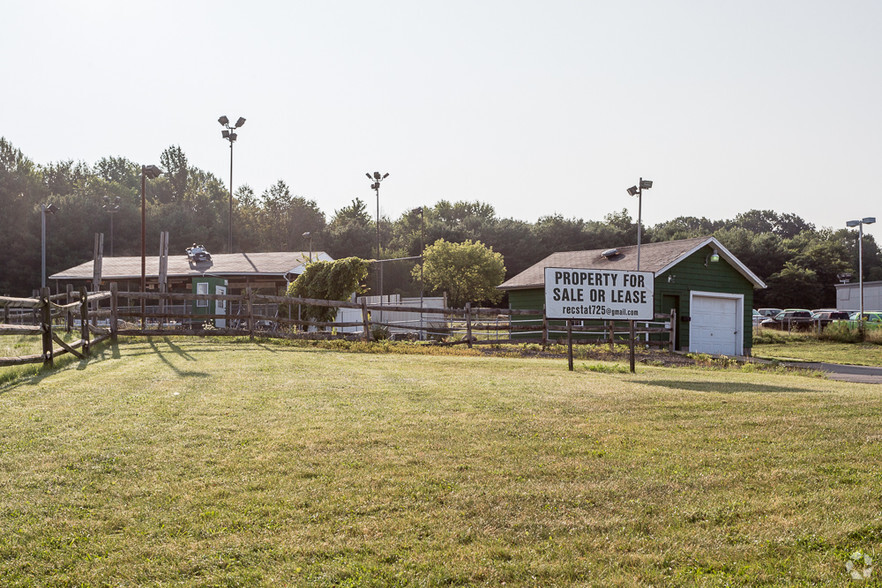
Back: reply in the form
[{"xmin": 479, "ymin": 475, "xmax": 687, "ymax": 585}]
[
  {"xmin": 846, "ymin": 216, "xmax": 876, "ymax": 338},
  {"xmin": 142, "ymin": 164, "xmax": 162, "ymax": 179},
  {"xmin": 626, "ymin": 177, "xmax": 653, "ymax": 270},
  {"xmin": 218, "ymin": 114, "xmax": 246, "ymax": 253},
  {"xmin": 366, "ymin": 170, "xmax": 391, "ymax": 321},
  {"xmin": 140, "ymin": 164, "xmax": 162, "ymax": 326},
  {"xmin": 41, "ymin": 202, "xmax": 60, "ymax": 290},
  {"xmin": 103, "ymin": 196, "xmax": 121, "ymax": 256},
  {"xmin": 705, "ymin": 248, "xmax": 720, "ymax": 266},
  {"xmin": 303, "ymin": 232, "xmax": 313, "ymax": 262}
]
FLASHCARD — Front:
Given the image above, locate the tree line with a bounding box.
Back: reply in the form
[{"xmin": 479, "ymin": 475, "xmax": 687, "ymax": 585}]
[{"xmin": 2, "ymin": 137, "xmax": 880, "ymax": 309}]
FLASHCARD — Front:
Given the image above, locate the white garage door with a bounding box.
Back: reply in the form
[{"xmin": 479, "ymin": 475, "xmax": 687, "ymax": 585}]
[{"xmin": 690, "ymin": 293, "xmax": 742, "ymax": 356}]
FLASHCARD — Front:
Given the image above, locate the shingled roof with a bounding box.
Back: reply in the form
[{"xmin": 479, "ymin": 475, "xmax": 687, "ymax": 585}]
[
  {"xmin": 50, "ymin": 251, "xmax": 332, "ymax": 281},
  {"xmin": 498, "ymin": 236, "xmax": 766, "ymax": 291}
]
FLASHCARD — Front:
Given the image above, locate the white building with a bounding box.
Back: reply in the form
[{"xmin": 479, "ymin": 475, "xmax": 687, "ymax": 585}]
[{"xmin": 836, "ymin": 280, "xmax": 882, "ymax": 312}]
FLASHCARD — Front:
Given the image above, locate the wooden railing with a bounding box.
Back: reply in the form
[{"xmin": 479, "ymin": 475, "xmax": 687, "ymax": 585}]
[
  {"xmin": 1, "ymin": 283, "xmax": 676, "ymax": 367},
  {"xmin": 0, "ymin": 287, "xmax": 114, "ymax": 367}
]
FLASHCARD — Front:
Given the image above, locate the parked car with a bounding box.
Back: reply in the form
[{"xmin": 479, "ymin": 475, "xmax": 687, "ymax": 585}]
[
  {"xmin": 752, "ymin": 309, "xmax": 764, "ymax": 327},
  {"xmin": 843, "ymin": 311, "xmax": 882, "ymax": 329},
  {"xmin": 760, "ymin": 309, "xmax": 814, "ymax": 330},
  {"xmin": 757, "ymin": 307, "xmax": 783, "ymax": 318},
  {"xmin": 811, "ymin": 310, "xmax": 851, "ymax": 328}
]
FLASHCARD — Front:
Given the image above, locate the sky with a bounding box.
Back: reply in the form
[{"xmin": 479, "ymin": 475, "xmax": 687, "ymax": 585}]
[{"xmin": 3, "ymin": 0, "xmax": 882, "ymax": 241}]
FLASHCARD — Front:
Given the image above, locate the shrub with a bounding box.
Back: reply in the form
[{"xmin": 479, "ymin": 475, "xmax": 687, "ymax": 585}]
[{"xmin": 818, "ymin": 322, "xmax": 862, "ymax": 343}]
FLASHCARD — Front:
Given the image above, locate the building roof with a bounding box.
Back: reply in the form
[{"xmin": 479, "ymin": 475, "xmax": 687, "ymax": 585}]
[
  {"xmin": 50, "ymin": 251, "xmax": 334, "ymax": 281},
  {"xmin": 498, "ymin": 236, "xmax": 766, "ymax": 291}
]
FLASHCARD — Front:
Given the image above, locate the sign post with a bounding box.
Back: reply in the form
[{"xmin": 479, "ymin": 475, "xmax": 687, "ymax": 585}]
[{"xmin": 544, "ymin": 268, "xmax": 654, "ymax": 372}]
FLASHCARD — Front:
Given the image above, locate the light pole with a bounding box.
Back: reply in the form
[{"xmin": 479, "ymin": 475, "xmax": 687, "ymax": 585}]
[
  {"xmin": 219, "ymin": 115, "xmax": 246, "ymax": 254},
  {"xmin": 846, "ymin": 216, "xmax": 876, "ymax": 337},
  {"xmin": 625, "ymin": 178, "xmax": 652, "ymax": 374},
  {"xmin": 626, "ymin": 178, "xmax": 653, "ymax": 271},
  {"xmin": 41, "ymin": 203, "xmax": 58, "ymax": 289},
  {"xmin": 417, "ymin": 206, "xmax": 425, "ymax": 340},
  {"xmin": 103, "ymin": 196, "xmax": 120, "ymax": 256},
  {"xmin": 302, "ymin": 231, "xmax": 313, "ymax": 262},
  {"xmin": 141, "ymin": 164, "xmax": 163, "ymax": 327},
  {"xmin": 366, "ymin": 171, "xmax": 390, "ymax": 306}
]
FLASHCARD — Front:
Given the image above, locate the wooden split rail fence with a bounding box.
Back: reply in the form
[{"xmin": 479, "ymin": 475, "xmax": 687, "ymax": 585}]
[{"xmin": 1, "ymin": 284, "xmax": 676, "ymax": 367}]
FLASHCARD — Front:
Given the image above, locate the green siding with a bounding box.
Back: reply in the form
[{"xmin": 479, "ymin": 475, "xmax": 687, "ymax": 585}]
[
  {"xmin": 508, "ymin": 289, "xmax": 545, "ymax": 339},
  {"xmin": 507, "ymin": 245, "xmax": 757, "ymax": 352},
  {"xmin": 653, "ymin": 245, "xmax": 754, "ymax": 352}
]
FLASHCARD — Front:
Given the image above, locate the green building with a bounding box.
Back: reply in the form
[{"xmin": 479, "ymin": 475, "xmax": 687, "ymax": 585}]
[{"xmin": 498, "ymin": 236, "xmax": 766, "ymax": 356}]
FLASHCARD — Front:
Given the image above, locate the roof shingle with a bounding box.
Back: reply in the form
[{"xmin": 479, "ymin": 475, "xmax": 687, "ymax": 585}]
[
  {"xmin": 498, "ymin": 237, "xmax": 765, "ymax": 290},
  {"xmin": 50, "ymin": 251, "xmax": 331, "ymax": 281}
]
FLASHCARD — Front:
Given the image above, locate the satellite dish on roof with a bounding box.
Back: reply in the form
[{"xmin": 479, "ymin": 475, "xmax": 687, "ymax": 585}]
[{"xmin": 601, "ymin": 248, "xmax": 619, "ymax": 258}]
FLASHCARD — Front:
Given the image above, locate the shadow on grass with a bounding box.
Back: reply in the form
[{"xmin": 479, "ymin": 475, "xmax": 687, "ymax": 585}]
[
  {"xmin": 148, "ymin": 338, "xmax": 210, "ymax": 378},
  {"xmin": 0, "ymin": 338, "xmax": 117, "ymax": 392},
  {"xmin": 639, "ymin": 380, "xmax": 817, "ymax": 394}
]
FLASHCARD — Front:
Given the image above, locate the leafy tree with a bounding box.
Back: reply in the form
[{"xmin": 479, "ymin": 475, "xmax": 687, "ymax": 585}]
[
  {"xmin": 531, "ymin": 214, "xmax": 586, "ymax": 258},
  {"xmin": 94, "ymin": 156, "xmax": 140, "ymax": 189},
  {"xmin": 764, "ymin": 262, "xmax": 824, "ymax": 308},
  {"xmin": 326, "ymin": 198, "xmax": 374, "ymax": 259},
  {"xmin": 42, "ymin": 160, "xmax": 91, "ymax": 196},
  {"xmin": 482, "ymin": 217, "xmax": 533, "ymax": 278},
  {"xmin": 0, "ymin": 138, "xmax": 45, "ymax": 294},
  {"xmin": 417, "ymin": 239, "xmax": 505, "ymax": 308},
  {"xmin": 729, "ymin": 210, "xmax": 814, "ymax": 239},
  {"xmin": 233, "ymin": 185, "xmax": 262, "ymax": 252},
  {"xmin": 650, "ymin": 216, "xmax": 722, "ymax": 241},
  {"xmin": 286, "ymin": 257, "xmax": 370, "ymax": 323},
  {"xmin": 785, "ymin": 229, "xmax": 851, "ymax": 305},
  {"xmin": 159, "ymin": 145, "xmax": 189, "ymax": 201}
]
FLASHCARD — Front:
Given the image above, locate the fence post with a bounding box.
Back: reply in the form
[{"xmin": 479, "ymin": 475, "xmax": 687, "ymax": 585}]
[
  {"xmin": 567, "ymin": 319, "xmax": 573, "ymax": 371},
  {"xmin": 629, "ymin": 320, "xmax": 636, "ymax": 374},
  {"xmin": 465, "ymin": 302, "xmax": 473, "ymax": 348},
  {"xmin": 542, "ymin": 307, "xmax": 548, "ymax": 347},
  {"xmin": 111, "ymin": 282, "xmax": 119, "ymax": 341},
  {"xmin": 361, "ymin": 299, "xmax": 372, "ymax": 342},
  {"xmin": 246, "ymin": 287, "xmax": 254, "ymax": 340},
  {"xmin": 41, "ymin": 287, "xmax": 52, "ymax": 367},
  {"xmin": 80, "ymin": 286, "xmax": 90, "ymax": 356},
  {"xmin": 66, "ymin": 284, "xmax": 74, "ymax": 333},
  {"xmin": 669, "ymin": 308, "xmax": 677, "ymax": 352}
]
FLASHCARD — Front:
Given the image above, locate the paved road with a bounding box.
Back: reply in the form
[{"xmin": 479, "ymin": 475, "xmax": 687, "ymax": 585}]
[{"xmin": 785, "ymin": 362, "xmax": 882, "ymax": 384}]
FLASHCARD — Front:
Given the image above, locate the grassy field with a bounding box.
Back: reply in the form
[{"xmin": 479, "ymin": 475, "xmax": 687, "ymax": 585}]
[
  {"xmin": 1, "ymin": 337, "xmax": 881, "ymax": 586},
  {"xmin": 754, "ymin": 329, "xmax": 882, "ymax": 366}
]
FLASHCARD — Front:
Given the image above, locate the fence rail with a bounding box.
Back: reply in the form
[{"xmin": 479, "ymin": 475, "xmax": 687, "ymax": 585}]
[{"xmin": 1, "ymin": 285, "xmax": 676, "ymax": 367}]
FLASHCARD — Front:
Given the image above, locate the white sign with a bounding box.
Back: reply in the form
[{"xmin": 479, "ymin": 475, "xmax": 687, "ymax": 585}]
[{"xmin": 544, "ymin": 267, "xmax": 655, "ymax": 320}]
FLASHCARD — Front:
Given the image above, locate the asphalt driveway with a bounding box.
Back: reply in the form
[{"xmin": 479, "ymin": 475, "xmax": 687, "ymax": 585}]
[{"xmin": 790, "ymin": 362, "xmax": 882, "ymax": 384}]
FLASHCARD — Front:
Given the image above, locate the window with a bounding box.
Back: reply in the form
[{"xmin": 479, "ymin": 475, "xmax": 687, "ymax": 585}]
[{"xmin": 196, "ymin": 282, "xmax": 209, "ymax": 308}]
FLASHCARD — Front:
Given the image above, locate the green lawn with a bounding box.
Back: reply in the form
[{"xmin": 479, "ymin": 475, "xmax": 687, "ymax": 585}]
[
  {"xmin": 754, "ymin": 329, "xmax": 882, "ymax": 366},
  {"xmin": 1, "ymin": 338, "xmax": 880, "ymax": 586}
]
